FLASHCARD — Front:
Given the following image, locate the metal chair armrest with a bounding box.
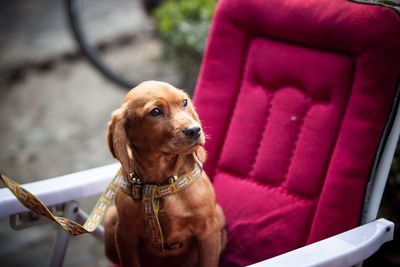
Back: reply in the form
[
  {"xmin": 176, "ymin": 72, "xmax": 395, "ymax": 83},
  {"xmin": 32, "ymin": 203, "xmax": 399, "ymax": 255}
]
[{"xmin": 248, "ymin": 218, "xmax": 394, "ymax": 267}]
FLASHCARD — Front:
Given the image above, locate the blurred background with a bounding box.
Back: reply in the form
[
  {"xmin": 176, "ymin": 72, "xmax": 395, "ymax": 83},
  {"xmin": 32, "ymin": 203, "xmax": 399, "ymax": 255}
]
[{"xmin": 0, "ymin": 0, "xmax": 398, "ymax": 266}]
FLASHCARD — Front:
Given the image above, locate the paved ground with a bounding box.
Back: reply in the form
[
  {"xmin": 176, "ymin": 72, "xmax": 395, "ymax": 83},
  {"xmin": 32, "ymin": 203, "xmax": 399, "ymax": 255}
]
[{"xmin": 0, "ymin": 0, "xmax": 182, "ymax": 266}]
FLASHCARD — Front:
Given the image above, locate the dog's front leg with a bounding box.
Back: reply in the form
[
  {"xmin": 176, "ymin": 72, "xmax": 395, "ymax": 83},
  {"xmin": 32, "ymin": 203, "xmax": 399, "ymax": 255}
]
[
  {"xmin": 197, "ymin": 228, "xmax": 222, "ymax": 267},
  {"xmin": 115, "ymin": 222, "xmax": 141, "ymax": 267}
]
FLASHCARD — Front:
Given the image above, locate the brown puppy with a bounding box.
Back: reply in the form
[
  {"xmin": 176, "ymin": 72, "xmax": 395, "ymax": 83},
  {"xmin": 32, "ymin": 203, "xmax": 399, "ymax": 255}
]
[{"xmin": 104, "ymin": 81, "xmax": 226, "ymax": 267}]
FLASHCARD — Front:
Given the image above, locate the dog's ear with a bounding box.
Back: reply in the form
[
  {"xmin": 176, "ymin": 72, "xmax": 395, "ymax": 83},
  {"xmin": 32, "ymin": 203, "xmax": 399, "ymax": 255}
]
[
  {"xmin": 107, "ymin": 106, "xmax": 133, "ymax": 176},
  {"xmin": 195, "ymin": 146, "xmax": 207, "ymax": 164}
]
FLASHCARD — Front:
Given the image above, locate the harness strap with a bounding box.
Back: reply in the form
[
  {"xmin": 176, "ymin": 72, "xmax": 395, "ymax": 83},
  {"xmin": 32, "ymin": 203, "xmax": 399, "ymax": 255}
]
[
  {"xmin": 119, "ymin": 161, "xmax": 203, "ymax": 199},
  {"xmin": 142, "ymin": 185, "xmax": 165, "ymax": 250},
  {"xmin": 119, "ymin": 162, "xmax": 203, "ymax": 251}
]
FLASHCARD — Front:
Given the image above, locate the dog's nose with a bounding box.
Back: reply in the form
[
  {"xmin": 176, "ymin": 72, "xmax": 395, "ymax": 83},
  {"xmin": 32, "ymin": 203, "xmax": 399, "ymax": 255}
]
[{"xmin": 183, "ymin": 126, "xmax": 201, "ymax": 140}]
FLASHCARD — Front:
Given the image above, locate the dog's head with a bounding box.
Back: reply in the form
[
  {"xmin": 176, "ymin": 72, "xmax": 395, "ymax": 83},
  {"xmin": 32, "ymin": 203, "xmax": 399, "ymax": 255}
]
[{"xmin": 107, "ymin": 81, "xmax": 205, "ymax": 174}]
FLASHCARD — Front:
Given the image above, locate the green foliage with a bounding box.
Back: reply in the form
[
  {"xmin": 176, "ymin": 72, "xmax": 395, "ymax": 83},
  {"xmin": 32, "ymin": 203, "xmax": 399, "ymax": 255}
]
[
  {"xmin": 154, "ymin": 0, "xmax": 217, "ymax": 88},
  {"xmin": 154, "ymin": 0, "xmax": 216, "ymax": 56}
]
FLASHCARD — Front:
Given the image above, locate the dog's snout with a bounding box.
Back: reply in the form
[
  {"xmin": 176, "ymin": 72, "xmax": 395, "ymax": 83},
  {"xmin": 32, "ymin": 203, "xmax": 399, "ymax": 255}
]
[{"xmin": 183, "ymin": 125, "xmax": 201, "ymax": 140}]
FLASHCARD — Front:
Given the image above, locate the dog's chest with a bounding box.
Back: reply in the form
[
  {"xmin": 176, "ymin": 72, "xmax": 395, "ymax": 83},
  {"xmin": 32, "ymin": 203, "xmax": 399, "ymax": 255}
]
[
  {"xmin": 143, "ymin": 177, "xmax": 213, "ymax": 246},
  {"xmin": 158, "ymin": 194, "xmax": 197, "ymax": 243}
]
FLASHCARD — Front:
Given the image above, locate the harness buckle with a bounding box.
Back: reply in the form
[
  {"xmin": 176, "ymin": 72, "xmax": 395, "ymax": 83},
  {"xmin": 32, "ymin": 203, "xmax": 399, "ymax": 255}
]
[
  {"xmin": 130, "ymin": 173, "xmax": 142, "ymax": 200},
  {"xmin": 168, "ymin": 176, "xmax": 178, "ymax": 184}
]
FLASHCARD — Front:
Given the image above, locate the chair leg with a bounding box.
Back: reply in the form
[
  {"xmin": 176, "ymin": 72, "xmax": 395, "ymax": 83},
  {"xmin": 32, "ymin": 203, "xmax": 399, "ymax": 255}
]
[{"xmin": 49, "ymin": 201, "xmax": 79, "ymax": 267}]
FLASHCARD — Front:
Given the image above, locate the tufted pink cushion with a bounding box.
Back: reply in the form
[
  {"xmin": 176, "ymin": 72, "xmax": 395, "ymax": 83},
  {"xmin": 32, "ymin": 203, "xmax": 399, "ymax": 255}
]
[{"xmin": 193, "ymin": 0, "xmax": 400, "ymax": 266}]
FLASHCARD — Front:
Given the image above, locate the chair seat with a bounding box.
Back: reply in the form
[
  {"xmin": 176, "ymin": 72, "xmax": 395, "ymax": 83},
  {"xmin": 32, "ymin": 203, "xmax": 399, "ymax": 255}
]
[{"xmin": 214, "ymin": 172, "xmax": 315, "ymax": 266}]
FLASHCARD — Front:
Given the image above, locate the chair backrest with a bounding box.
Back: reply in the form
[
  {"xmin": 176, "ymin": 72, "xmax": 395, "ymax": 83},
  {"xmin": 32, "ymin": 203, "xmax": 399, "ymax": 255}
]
[{"xmin": 193, "ymin": 0, "xmax": 400, "ymax": 265}]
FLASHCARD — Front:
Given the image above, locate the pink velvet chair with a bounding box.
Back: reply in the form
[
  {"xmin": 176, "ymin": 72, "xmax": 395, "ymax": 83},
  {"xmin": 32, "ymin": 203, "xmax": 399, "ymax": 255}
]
[{"xmin": 193, "ymin": 0, "xmax": 400, "ymax": 266}]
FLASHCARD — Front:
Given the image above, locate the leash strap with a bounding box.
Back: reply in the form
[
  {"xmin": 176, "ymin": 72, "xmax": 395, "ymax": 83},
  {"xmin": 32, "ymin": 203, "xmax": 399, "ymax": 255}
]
[{"xmin": 0, "ymin": 173, "xmax": 121, "ymax": 235}]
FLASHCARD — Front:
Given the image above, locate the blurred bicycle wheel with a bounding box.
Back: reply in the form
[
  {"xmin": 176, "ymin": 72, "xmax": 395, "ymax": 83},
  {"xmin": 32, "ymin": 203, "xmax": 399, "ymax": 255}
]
[{"xmin": 66, "ymin": 0, "xmax": 179, "ymax": 89}]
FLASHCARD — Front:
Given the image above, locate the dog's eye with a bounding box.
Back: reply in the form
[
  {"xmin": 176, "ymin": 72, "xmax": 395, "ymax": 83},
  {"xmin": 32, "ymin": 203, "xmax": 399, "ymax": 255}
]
[
  {"xmin": 149, "ymin": 108, "xmax": 163, "ymax": 117},
  {"xmin": 182, "ymin": 99, "xmax": 188, "ymax": 108}
]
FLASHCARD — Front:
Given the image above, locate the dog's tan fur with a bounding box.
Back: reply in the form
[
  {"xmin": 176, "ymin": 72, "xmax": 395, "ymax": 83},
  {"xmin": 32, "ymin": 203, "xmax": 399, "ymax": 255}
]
[{"xmin": 104, "ymin": 81, "xmax": 226, "ymax": 267}]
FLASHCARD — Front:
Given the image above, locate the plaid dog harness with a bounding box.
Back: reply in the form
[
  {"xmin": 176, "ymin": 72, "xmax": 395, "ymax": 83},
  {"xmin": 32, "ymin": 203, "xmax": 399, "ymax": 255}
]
[
  {"xmin": 0, "ymin": 161, "xmax": 203, "ymax": 251},
  {"xmin": 119, "ymin": 161, "xmax": 203, "ymax": 251}
]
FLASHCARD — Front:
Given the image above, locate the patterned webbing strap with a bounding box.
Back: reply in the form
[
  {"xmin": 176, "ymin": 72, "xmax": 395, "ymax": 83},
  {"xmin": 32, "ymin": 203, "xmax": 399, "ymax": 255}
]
[
  {"xmin": 119, "ymin": 162, "xmax": 203, "ymax": 251},
  {"xmin": 119, "ymin": 162, "xmax": 203, "ymax": 199},
  {"xmin": 0, "ymin": 173, "xmax": 121, "ymax": 235},
  {"xmin": 142, "ymin": 185, "xmax": 165, "ymax": 250}
]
